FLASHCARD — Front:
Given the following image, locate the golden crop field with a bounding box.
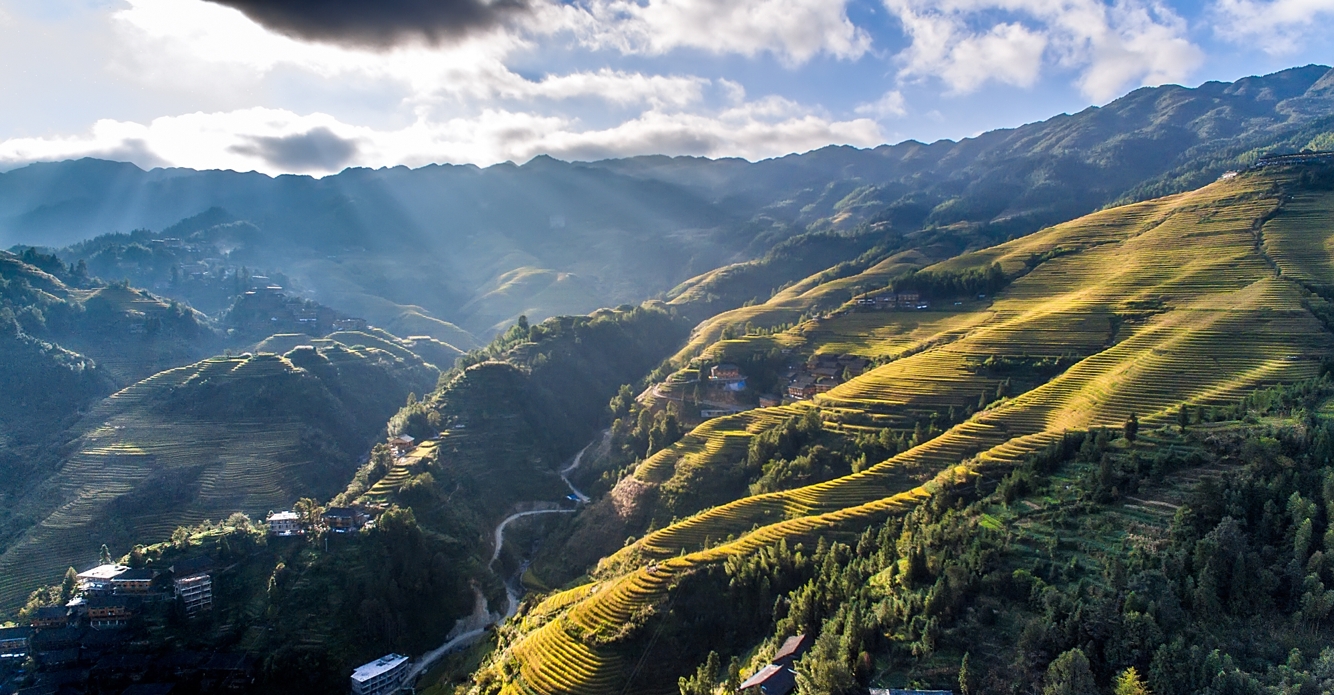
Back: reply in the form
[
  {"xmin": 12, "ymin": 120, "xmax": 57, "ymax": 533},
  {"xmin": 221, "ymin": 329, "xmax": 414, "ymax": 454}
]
[{"xmin": 485, "ymin": 168, "xmax": 1334, "ymax": 694}]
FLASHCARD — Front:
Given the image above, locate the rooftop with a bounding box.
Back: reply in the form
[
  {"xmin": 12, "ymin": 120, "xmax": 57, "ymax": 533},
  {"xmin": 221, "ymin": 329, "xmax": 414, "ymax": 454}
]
[
  {"xmin": 170, "ymin": 556, "xmax": 214, "ymax": 577},
  {"xmin": 77, "ymin": 564, "xmax": 129, "ymax": 581},
  {"xmin": 773, "ymin": 634, "xmax": 810, "ymax": 662},
  {"xmin": 351, "ymin": 654, "xmax": 409, "ymax": 683},
  {"xmin": 267, "ymin": 511, "xmax": 300, "ymax": 522}
]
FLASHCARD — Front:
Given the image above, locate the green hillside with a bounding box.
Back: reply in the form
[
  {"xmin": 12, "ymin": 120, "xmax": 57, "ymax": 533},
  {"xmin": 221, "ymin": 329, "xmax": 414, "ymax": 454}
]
[
  {"xmin": 0, "ymin": 336, "xmax": 438, "ymax": 610},
  {"xmin": 467, "ymin": 161, "xmax": 1334, "ymax": 694}
]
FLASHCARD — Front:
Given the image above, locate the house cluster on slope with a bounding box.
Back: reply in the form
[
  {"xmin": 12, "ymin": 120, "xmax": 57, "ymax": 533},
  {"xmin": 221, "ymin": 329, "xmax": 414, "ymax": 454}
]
[
  {"xmin": 783, "ymin": 354, "xmax": 870, "ymax": 401},
  {"xmin": 852, "ymin": 290, "xmax": 927, "ymax": 311},
  {"xmin": 263, "ymin": 506, "xmax": 372, "ymax": 537},
  {"xmin": 0, "ymin": 558, "xmax": 257, "ymax": 694}
]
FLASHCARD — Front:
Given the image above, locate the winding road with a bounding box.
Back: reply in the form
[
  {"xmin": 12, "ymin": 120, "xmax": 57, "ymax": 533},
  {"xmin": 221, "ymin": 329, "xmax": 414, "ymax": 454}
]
[{"xmin": 405, "ymin": 434, "xmax": 601, "ymax": 685}]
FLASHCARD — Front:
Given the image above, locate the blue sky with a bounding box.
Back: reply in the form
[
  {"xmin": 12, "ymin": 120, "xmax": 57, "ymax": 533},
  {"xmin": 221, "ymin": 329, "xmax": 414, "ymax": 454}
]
[{"xmin": 0, "ymin": 0, "xmax": 1329, "ymax": 174}]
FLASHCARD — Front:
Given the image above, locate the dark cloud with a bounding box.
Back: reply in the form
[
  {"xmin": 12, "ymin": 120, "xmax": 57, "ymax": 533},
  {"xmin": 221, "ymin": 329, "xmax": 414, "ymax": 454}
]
[
  {"xmin": 202, "ymin": 0, "xmax": 531, "ymax": 48},
  {"xmin": 229, "ymin": 128, "xmax": 360, "ymax": 171}
]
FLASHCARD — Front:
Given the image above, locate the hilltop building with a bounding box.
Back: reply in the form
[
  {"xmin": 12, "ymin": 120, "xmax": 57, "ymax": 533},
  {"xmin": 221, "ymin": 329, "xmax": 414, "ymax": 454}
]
[
  {"xmin": 30, "ymin": 606, "xmax": 70, "ymax": 629},
  {"xmin": 0, "ymin": 627, "xmax": 32, "ymax": 658},
  {"xmin": 709, "ymin": 364, "xmax": 747, "ymax": 391},
  {"xmin": 111, "ymin": 568, "xmax": 157, "ymax": 595},
  {"xmin": 388, "ymin": 434, "xmax": 415, "ymax": 456},
  {"xmin": 739, "ymin": 634, "xmax": 811, "ymax": 695},
  {"xmin": 266, "ymin": 511, "xmax": 303, "ymax": 537},
  {"xmin": 171, "ymin": 557, "xmax": 215, "ymax": 616},
  {"xmin": 77, "ymin": 564, "xmax": 129, "ymax": 595},
  {"xmin": 1253, "ymin": 151, "xmax": 1334, "ymax": 168},
  {"xmin": 350, "ymin": 653, "xmax": 410, "ymax": 695},
  {"xmin": 86, "ymin": 596, "xmax": 137, "ymax": 629},
  {"xmin": 333, "ymin": 317, "xmax": 369, "ymax": 332},
  {"xmin": 323, "ymin": 507, "xmax": 369, "ymax": 533}
]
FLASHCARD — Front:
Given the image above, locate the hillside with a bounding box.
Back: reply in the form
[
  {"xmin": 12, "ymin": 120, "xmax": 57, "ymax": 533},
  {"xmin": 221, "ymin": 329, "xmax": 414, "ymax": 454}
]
[
  {"xmin": 2, "ymin": 67, "xmax": 1331, "ymax": 342},
  {"xmin": 463, "ymin": 159, "xmax": 1334, "ymax": 693},
  {"xmin": 0, "ymin": 334, "xmax": 440, "ymax": 610}
]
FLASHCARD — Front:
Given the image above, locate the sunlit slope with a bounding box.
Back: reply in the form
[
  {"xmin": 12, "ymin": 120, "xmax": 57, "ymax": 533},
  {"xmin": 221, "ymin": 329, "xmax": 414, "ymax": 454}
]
[
  {"xmin": 0, "ymin": 343, "xmax": 435, "ymax": 609},
  {"xmin": 670, "ymin": 249, "xmax": 931, "ymax": 361},
  {"xmin": 488, "ymin": 168, "xmax": 1334, "ymax": 694}
]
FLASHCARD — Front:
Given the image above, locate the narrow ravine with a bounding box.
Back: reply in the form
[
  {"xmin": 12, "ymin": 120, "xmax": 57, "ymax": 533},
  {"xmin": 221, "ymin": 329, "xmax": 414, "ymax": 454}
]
[{"xmin": 406, "ymin": 434, "xmax": 601, "ymax": 684}]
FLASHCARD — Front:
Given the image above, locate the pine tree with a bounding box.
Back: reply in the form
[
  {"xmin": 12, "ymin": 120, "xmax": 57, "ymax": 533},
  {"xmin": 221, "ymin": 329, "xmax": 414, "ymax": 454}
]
[
  {"xmin": 99, "ymin": 544, "xmax": 112, "ymax": 566},
  {"xmin": 959, "ymin": 652, "xmax": 973, "ymax": 695},
  {"xmin": 1113, "ymin": 667, "xmax": 1151, "ymax": 695},
  {"xmin": 1124, "ymin": 412, "xmax": 1139, "ymax": 442},
  {"xmin": 1043, "ymin": 648, "xmax": 1095, "ymax": 695},
  {"xmin": 61, "ymin": 567, "xmax": 78, "ymax": 603}
]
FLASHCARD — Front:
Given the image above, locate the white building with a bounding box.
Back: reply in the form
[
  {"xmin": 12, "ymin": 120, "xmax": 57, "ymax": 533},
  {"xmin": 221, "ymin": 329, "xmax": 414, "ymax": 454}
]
[
  {"xmin": 267, "ymin": 511, "xmax": 303, "ymax": 537},
  {"xmin": 350, "ymin": 653, "xmax": 410, "ymax": 695},
  {"xmin": 172, "ymin": 557, "xmax": 215, "ymax": 616},
  {"xmin": 76, "ymin": 564, "xmax": 129, "ymax": 594}
]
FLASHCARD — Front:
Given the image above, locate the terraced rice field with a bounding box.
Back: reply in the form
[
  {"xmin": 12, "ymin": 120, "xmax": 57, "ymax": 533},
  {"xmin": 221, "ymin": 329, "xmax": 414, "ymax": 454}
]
[
  {"xmin": 671, "ymin": 250, "xmax": 930, "ymax": 360},
  {"xmin": 0, "ymin": 353, "xmax": 360, "ymax": 608},
  {"xmin": 363, "ymin": 440, "xmax": 439, "ymax": 502},
  {"xmin": 495, "ymin": 169, "xmax": 1334, "ymax": 694}
]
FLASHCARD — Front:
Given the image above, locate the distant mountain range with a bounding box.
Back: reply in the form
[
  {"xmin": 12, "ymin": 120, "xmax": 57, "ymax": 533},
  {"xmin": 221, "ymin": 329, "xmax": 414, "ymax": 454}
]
[{"xmin": 2, "ymin": 65, "xmax": 1331, "ymax": 343}]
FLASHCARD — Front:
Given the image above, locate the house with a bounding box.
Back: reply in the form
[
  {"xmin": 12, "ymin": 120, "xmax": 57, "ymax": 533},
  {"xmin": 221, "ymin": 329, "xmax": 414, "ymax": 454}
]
[
  {"xmin": 758, "ymin": 394, "xmax": 781, "ymax": 408},
  {"xmin": 812, "ymin": 377, "xmax": 839, "ymax": 395},
  {"xmin": 350, "ymin": 653, "xmax": 411, "ymax": 695},
  {"xmin": 333, "ymin": 317, "xmax": 368, "ymax": 332},
  {"xmin": 31, "ymin": 626, "xmax": 81, "ymax": 652},
  {"xmin": 85, "ymin": 596, "xmax": 136, "ymax": 629},
  {"xmin": 36, "ymin": 647, "xmax": 80, "ymax": 669},
  {"xmin": 709, "ymin": 364, "xmax": 747, "ymax": 391},
  {"xmin": 0, "ymin": 626, "xmax": 32, "ymax": 658},
  {"xmin": 740, "ymin": 635, "xmax": 812, "ymax": 695},
  {"xmin": 110, "ymin": 568, "xmax": 156, "ymax": 595},
  {"xmin": 171, "ymin": 557, "xmax": 214, "ymax": 616},
  {"xmin": 710, "ymin": 364, "xmax": 743, "ymax": 380},
  {"xmin": 77, "ymin": 565, "xmax": 129, "ymax": 594},
  {"xmin": 787, "ymin": 377, "xmax": 816, "ymax": 400},
  {"xmin": 388, "ymin": 434, "xmax": 415, "ymax": 456},
  {"xmin": 896, "ymin": 291, "xmax": 921, "ymax": 306},
  {"xmin": 322, "ymin": 507, "xmax": 369, "ymax": 533},
  {"xmin": 700, "ymin": 407, "xmax": 744, "ymax": 419},
  {"xmin": 30, "ymin": 606, "xmax": 70, "ymax": 629},
  {"xmin": 267, "ymin": 511, "xmax": 303, "ymax": 537}
]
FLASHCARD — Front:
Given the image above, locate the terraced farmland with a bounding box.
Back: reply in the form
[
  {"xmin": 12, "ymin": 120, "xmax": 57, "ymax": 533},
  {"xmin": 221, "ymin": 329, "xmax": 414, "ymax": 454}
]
[
  {"xmin": 490, "ymin": 167, "xmax": 1334, "ymax": 693},
  {"xmin": 671, "ymin": 250, "xmax": 930, "ymax": 361},
  {"xmin": 0, "ymin": 338, "xmax": 437, "ymax": 609}
]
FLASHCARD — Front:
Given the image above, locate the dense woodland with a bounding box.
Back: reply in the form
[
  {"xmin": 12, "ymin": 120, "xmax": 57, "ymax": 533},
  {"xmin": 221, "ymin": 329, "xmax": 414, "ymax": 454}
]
[{"xmin": 659, "ymin": 380, "xmax": 1334, "ymax": 695}]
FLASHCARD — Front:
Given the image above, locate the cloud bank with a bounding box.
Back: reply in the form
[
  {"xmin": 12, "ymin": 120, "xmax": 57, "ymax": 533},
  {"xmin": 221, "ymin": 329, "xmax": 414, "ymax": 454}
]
[{"xmin": 201, "ymin": 0, "xmax": 531, "ymax": 48}]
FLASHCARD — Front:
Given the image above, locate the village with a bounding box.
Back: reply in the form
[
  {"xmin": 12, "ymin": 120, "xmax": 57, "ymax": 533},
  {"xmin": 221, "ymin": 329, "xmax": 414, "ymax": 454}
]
[{"xmin": 0, "ymin": 427, "xmax": 437, "ymax": 695}]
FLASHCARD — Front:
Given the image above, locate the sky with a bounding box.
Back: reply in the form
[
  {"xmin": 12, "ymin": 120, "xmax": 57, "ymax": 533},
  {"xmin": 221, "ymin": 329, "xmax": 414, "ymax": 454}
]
[{"xmin": 0, "ymin": 0, "xmax": 1329, "ymax": 175}]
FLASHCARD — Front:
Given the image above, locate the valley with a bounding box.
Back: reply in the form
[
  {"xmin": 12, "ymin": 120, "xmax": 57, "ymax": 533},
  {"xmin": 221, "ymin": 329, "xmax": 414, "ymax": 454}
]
[{"xmin": 1, "ymin": 65, "xmax": 1333, "ymax": 695}]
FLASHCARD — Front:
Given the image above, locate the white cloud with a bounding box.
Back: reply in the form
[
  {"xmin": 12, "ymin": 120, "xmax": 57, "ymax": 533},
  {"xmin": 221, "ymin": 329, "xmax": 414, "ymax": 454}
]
[
  {"xmin": 1212, "ymin": 0, "xmax": 1334, "ymax": 54},
  {"xmin": 885, "ymin": 0, "xmax": 1203, "ymax": 101},
  {"xmin": 571, "ymin": 0, "xmax": 872, "ymax": 66},
  {"xmin": 0, "ymin": 105, "xmax": 884, "ymax": 175},
  {"xmin": 855, "ymin": 90, "xmax": 909, "ymax": 118}
]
